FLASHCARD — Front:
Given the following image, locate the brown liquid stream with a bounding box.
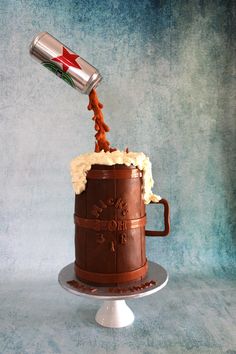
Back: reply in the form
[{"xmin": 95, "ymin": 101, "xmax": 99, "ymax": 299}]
[{"xmin": 88, "ymin": 89, "xmax": 116, "ymax": 152}]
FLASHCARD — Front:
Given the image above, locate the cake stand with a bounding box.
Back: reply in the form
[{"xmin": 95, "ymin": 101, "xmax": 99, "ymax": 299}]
[{"xmin": 58, "ymin": 261, "xmax": 168, "ymax": 328}]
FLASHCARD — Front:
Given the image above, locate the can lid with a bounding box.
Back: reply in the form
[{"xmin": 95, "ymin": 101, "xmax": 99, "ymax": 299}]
[
  {"xmin": 84, "ymin": 72, "xmax": 103, "ymax": 95},
  {"xmin": 29, "ymin": 32, "xmax": 48, "ymax": 55}
]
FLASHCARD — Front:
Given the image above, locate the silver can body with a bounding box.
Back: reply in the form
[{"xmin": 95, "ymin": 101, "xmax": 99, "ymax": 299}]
[{"xmin": 29, "ymin": 32, "xmax": 102, "ymax": 94}]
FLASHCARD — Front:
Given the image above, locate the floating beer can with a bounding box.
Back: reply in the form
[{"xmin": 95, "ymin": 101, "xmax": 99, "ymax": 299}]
[{"xmin": 29, "ymin": 32, "xmax": 102, "ymax": 94}]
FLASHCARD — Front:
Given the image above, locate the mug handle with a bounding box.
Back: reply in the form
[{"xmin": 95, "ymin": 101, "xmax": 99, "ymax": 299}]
[{"xmin": 145, "ymin": 198, "xmax": 170, "ymax": 237}]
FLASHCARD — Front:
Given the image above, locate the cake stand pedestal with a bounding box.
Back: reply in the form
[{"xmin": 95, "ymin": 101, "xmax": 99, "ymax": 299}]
[{"xmin": 58, "ymin": 261, "xmax": 168, "ymax": 328}]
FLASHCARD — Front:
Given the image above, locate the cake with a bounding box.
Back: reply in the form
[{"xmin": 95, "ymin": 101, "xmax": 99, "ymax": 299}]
[
  {"xmin": 71, "ymin": 150, "xmax": 170, "ymax": 287},
  {"xmin": 29, "ymin": 33, "xmax": 170, "ymax": 290}
]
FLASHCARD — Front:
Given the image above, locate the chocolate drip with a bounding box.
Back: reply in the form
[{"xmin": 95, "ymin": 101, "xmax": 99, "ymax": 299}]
[{"xmin": 88, "ymin": 89, "xmax": 116, "ymax": 152}]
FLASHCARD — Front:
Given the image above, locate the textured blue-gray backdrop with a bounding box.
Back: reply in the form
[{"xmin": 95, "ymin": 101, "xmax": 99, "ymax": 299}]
[
  {"xmin": 1, "ymin": 0, "xmax": 235, "ymax": 278},
  {"xmin": 1, "ymin": 1, "xmax": 236, "ymax": 354}
]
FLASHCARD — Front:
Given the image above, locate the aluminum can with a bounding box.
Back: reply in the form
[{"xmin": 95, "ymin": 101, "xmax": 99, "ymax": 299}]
[{"xmin": 29, "ymin": 32, "xmax": 102, "ymax": 94}]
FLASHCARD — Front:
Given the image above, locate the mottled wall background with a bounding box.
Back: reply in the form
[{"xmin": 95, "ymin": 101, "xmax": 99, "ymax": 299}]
[{"xmin": 1, "ymin": 0, "xmax": 235, "ymax": 278}]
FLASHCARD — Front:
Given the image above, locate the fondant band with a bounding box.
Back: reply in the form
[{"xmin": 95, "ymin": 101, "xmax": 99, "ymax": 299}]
[
  {"xmin": 87, "ymin": 168, "xmax": 142, "ymax": 179},
  {"xmin": 74, "ymin": 260, "xmax": 148, "ymax": 284},
  {"xmin": 74, "ymin": 214, "xmax": 146, "ymax": 231}
]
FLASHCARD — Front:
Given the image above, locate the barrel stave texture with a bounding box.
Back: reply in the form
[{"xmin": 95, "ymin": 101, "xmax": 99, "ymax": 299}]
[{"xmin": 74, "ymin": 164, "xmax": 147, "ymax": 285}]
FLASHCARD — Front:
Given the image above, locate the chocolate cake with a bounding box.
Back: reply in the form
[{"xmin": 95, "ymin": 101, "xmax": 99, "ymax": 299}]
[
  {"xmin": 71, "ymin": 151, "xmax": 170, "ymax": 287},
  {"xmin": 29, "ymin": 33, "xmax": 170, "ymax": 290}
]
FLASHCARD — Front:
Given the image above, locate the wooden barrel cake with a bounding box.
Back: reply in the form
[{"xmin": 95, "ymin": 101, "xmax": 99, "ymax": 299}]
[
  {"xmin": 74, "ymin": 163, "xmax": 170, "ymax": 286},
  {"xmin": 74, "ymin": 164, "xmax": 148, "ymax": 285}
]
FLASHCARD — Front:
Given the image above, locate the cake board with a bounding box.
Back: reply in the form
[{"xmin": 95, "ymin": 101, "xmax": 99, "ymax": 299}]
[{"xmin": 58, "ymin": 261, "xmax": 168, "ymax": 328}]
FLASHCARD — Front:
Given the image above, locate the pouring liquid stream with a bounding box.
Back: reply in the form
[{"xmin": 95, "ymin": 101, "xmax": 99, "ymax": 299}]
[{"xmin": 88, "ymin": 89, "xmax": 116, "ymax": 153}]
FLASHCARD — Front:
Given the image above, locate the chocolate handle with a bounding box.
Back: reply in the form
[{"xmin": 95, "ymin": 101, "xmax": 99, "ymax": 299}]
[{"xmin": 145, "ymin": 199, "xmax": 170, "ymax": 237}]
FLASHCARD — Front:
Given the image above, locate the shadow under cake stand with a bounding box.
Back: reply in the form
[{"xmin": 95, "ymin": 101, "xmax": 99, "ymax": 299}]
[{"xmin": 58, "ymin": 261, "xmax": 168, "ymax": 328}]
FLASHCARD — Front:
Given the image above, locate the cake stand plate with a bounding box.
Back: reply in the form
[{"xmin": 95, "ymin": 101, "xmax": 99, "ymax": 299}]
[{"xmin": 58, "ymin": 261, "xmax": 168, "ymax": 328}]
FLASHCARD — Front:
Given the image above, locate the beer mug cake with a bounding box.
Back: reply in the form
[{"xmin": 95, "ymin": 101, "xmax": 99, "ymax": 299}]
[
  {"xmin": 30, "ymin": 32, "xmax": 170, "ymax": 291},
  {"xmin": 71, "ymin": 151, "xmax": 170, "ymax": 286}
]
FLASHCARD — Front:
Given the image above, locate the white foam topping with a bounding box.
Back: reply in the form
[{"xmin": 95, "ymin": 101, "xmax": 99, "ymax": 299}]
[{"xmin": 70, "ymin": 150, "xmax": 161, "ymax": 204}]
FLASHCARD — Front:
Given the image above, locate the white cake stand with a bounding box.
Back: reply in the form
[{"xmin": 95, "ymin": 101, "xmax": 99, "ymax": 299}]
[{"xmin": 58, "ymin": 261, "xmax": 168, "ymax": 328}]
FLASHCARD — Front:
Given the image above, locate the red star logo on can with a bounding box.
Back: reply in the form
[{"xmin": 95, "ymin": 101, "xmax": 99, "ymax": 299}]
[{"xmin": 52, "ymin": 46, "xmax": 82, "ymax": 72}]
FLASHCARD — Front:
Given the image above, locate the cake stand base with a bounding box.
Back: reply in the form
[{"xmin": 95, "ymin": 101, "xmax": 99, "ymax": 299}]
[
  {"xmin": 58, "ymin": 261, "xmax": 168, "ymax": 328},
  {"xmin": 95, "ymin": 300, "xmax": 134, "ymax": 328}
]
